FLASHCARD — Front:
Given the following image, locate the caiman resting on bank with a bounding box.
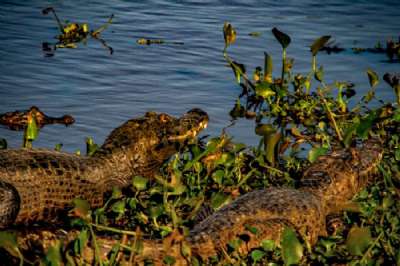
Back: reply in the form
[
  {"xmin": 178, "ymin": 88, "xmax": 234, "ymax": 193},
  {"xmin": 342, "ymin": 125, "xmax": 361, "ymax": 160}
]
[
  {"xmin": 0, "ymin": 108, "xmax": 383, "ymax": 264},
  {"xmin": 0, "ymin": 108, "xmax": 209, "ymax": 227}
]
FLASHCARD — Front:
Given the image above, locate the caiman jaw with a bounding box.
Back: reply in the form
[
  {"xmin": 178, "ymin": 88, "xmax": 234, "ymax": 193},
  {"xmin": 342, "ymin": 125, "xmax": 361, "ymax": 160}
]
[{"xmin": 168, "ymin": 108, "xmax": 209, "ymax": 141}]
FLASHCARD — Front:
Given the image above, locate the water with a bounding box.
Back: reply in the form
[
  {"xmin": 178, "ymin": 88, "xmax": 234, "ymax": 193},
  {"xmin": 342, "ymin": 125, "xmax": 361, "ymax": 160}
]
[{"xmin": 0, "ymin": 0, "xmax": 399, "ymax": 152}]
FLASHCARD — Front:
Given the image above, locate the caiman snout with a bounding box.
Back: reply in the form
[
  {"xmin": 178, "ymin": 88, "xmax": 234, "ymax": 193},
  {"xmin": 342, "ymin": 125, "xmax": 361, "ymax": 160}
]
[{"xmin": 168, "ymin": 108, "xmax": 209, "ymax": 141}]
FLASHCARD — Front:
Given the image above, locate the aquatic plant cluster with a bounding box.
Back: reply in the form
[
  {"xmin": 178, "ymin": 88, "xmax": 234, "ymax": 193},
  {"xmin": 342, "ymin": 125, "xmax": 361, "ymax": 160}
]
[{"xmin": 0, "ymin": 19, "xmax": 399, "ymax": 265}]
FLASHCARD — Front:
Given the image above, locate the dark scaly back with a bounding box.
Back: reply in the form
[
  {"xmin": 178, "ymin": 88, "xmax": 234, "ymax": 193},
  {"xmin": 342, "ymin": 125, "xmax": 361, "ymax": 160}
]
[{"xmin": 299, "ymin": 138, "xmax": 383, "ymax": 212}]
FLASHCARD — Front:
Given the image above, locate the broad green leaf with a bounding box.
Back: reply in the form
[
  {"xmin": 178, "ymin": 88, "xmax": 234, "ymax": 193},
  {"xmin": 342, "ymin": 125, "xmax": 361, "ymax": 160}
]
[
  {"xmin": 255, "ymin": 124, "xmax": 276, "ymax": 136},
  {"xmin": 314, "ymin": 66, "xmax": 324, "ymax": 82},
  {"xmin": 310, "ymin": 35, "xmax": 331, "ymax": 56},
  {"xmin": 261, "ymin": 239, "xmax": 276, "ymax": 251},
  {"xmin": 111, "ymin": 187, "xmax": 122, "ymax": 199},
  {"xmin": 43, "ymin": 241, "xmax": 62, "ymax": 266},
  {"xmin": 211, "ymin": 192, "xmax": 231, "ymax": 209},
  {"xmin": 149, "ymin": 205, "xmax": 164, "ymax": 218},
  {"xmin": 71, "ymin": 198, "xmax": 91, "ymax": 220},
  {"xmin": 230, "ymin": 61, "xmax": 245, "ymax": 84},
  {"xmin": 308, "ymin": 146, "xmax": 328, "ymax": 163},
  {"xmin": 367, "ymin": 68, "xmax": 379, "ymax": 88},
  {"xmin": 0, "ymin": 138, "xmax": 7, "ymax": 149},
  {"xmin": 281, "ymin": 227, "xmax": 303, "ymax": 266},
  {"xmin": 0, "ymin": 231, "xmax": 21, "ymax": 258},
  {"xmin": 255, "ymin": 82, "xmax": 275, "ymax": 98},
  {"xmin": 24, "ymin": 112, "xmax": 39, "ymax": 146},
  {"xmin": 85, "ymin": 137, "xmax": 98, "ymax": 156},
  {"xmin": 212, "ymin": 169, "xmax": 225, "ymax": 185},
  {"xmin": 264, "ymin": 132, "xmax": 281, "ymax": 165},
  {"xmin": 272, "ymin": 27, "xmax": 291, "ymax": 49},
  {"xmin": 346, "ymin": 226, "xmax": 373, "ymax": 256},
  {"xmin": 356, "ymin": 112, "xmax": 377, "ymax": 139},
  {"xmin": 132, "ymin": 176, "xmax": 148, "ymax": 191},
  {"xmin": 163, "ymin": 255, "xmax": 176, "ymax": 265},
  {"xmin": 111, "ymin": 200, "xmax": 126, "ymax": 215},
  {"xmin": 251, "ymin": 249, "xmax": 266, "ymax": 262},
  {"xmin": 54, "ymin": 143, "xmax": 63, "ymax": 151},
  {"xmin": 74, "ymin": 229, "xmax": 88, "ymax": 256},
  {"xmin": 223, "ymin": 22, "xmax": 236, "ymax": 48}
]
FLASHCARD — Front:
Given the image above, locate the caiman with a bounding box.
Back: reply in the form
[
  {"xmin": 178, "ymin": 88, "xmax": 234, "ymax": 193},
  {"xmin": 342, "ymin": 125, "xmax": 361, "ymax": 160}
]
[
  {"xmin": 124, "ymin": 138, "xmax": 381, "ymax": 265},
  {"xmin": 0, "ymin": 108, "xmax": 208, "ymax": 227},
  {"xmin": 9, "ymin": 138, "xmax": 383, "ymax": 265},
  {"xmin": 0, "ymin": 106, "xmax": 75, "ymax": 130}
]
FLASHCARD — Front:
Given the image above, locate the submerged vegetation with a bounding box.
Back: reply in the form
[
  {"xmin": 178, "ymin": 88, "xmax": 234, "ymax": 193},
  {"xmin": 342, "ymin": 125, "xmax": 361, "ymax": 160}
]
[{"xmin": 0, "ymin": 22, "xmax": 399, "ymax": 266}]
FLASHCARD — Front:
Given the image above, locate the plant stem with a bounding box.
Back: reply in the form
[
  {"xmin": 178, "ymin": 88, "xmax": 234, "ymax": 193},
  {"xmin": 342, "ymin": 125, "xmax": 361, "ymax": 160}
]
[{"xmin": 316, "ymin": 88, "xmax": 343, "ymax": 142}]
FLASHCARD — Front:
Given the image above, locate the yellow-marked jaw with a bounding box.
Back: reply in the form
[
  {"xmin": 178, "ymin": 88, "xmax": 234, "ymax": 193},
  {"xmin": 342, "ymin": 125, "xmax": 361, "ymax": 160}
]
[{"xmin": 167, "ymin": 108, "xmax": 209, "ymax": 142}]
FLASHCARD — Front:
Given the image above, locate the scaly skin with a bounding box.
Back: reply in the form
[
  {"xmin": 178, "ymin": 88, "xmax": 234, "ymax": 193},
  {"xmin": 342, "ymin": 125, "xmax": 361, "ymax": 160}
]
[
  {"xmin": 4, "ymin": 138, "xmax": 383, "ymax": 265},
  {"xmin": 0, "ymin": 109, "xmax": 208, "ymax": 227},
  {"xmin": 136, "ymin": 138, "xmax": 383, "ymax": 263}
]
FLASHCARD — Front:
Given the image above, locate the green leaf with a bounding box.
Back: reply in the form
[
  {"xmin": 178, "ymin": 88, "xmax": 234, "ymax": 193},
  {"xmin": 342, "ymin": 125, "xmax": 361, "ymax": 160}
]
[
  {"xmin": 54, "ymin": 143, "xmax": 63, "ymax": 151},
  {"xmin": 255, "ymin": 82, "xmax": 276, "ymax": 98},
  {"xmin": 308, "ymin": 146, "xmax": 328, "ymax": 163},
  {"xmin": 272, "ymin": 27, "xmax": 291, "ymax": 49},
  {"xmin": 149, "ymin": 205, "xmax": 164, "ymax": 218},
  {"xmin": 223, "ymin": 22, "xmax": 236, "ymax": 49},
  {"xmin": 0, "ymin": 231, "xmax": 21, "ymax": 258},
  {"xmin": 261, "ymin": 239, "xmax": 276, "ymax": 251},
  {"xmin": 132, "ymin": 176, "xmax": 148, "ymax": 191},
  {"xmin": 255, "ymin": 124, "xmax": 276, "ymax": 136},
  {"xmin": 264, "ymin": 52, "xmax": 273, "ymax": 82},
  {"xmin": 367, "ymin": 69, "xmax": 379, "ymax": 88},
  {"xmin": 71, "ymin": 198, "xmax": 91, "ymax": 220},
  {"xmin": 0, "ymin": 138, "xmax": 7, "ymax": 149},
  {"xmin": 310, "ymin": 35, "xmax": 331, "ymax": 56},
  {"xmin": 281, "ymin": 227, "xmax": 304, "ymax": 266},
  {"xmin": 85, "ymin": 137, "xmax": 98, "ymax": 156},
  {"xmin": 210, "ymin": 192, "xmax": 231, "ymax": 209},
  {"xmin": 111, "ymin": 200, "xmax": 126, "ymax": 215},
  {"xmin": 264, "ymin": 132, "xmax": 281, "ymax": 166},
  {"xmin": 346, "ymin": 226, "xmax": 373, "ymax": 256},
  {"xmin": 163, "ymin": 255, "xmax": 176, "ymax": 265},
  {"xmin": 212, "ymin": 169, "xmax": 225, "ymax": 185},
  {"xmin": 356, "ymin": 112, "xmax": 377, "ymax": 139},
  {"xmin": 230, "ymin": 61, "xmax": 246, "ymax": 84},
  {"xmin": 251, "ymin": 249, "xmax": 266, "ymax": 262},
  {"xmin": 43, "ymin": 241, "xmax": 62, "ymax": 266},
  {"xmin": 73, "ymin": 229, "xmax": 88, "ymax": 256},
  {"xmin": 315, "ymin": 66, "xmax": 324, "ymax": 82}
]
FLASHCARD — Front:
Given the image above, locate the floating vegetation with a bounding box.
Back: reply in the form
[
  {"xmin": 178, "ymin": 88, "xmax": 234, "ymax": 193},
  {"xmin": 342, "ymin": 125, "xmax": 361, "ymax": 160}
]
[
  {"xmin": 42, "ymin": 7, "xmax": 114, "ymax": 56},
  {"xmin": 136, "ymin": 38, "xmax": 184, "ymax": 45},
  {"xmin": 319, "ymin": 36, "xmax": 400, "ymax": 62},
  {"xmin": 0, "ymin": 23, "xmax": 400, "ymax": 265}
]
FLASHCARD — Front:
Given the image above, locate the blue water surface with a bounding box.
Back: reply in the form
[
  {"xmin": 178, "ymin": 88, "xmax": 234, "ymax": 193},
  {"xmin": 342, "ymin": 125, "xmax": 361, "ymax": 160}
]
[{"xmin": 0, "ymin": 0, "xmax": 399, "ymax": 151}]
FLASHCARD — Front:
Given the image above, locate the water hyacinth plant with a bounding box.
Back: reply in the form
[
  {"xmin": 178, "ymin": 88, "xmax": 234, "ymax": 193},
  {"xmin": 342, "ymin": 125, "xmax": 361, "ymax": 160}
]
[{"xmin": 0, "ymin": 23, "xmax": 399, "ymax": 265}]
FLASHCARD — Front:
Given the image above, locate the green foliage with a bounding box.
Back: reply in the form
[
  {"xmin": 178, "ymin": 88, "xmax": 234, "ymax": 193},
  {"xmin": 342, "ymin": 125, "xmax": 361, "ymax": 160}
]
[{"xmin": 281, "ymin": 227, "xmax": 303, "ymax": 265}]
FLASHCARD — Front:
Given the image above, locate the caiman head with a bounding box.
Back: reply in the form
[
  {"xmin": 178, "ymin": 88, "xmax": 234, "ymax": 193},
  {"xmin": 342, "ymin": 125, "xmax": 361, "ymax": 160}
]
[{"xmin": 97, "ymin": 108, "xmax": 208, "ymax": 176}]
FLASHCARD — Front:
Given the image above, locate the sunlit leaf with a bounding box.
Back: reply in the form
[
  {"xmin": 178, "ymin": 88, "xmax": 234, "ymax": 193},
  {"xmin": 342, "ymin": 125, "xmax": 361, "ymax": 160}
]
[
  {"xmin": 132, "ymin": 176, "xmax": 148, "ymax": 191},
  {"xmin": 223, "ymin": 22, "xmax": 236, "ymax": 49},
  {"xmin": 255, "ymin": 82, "xmax": 275, "ymax": 98},
  {"xmin": 367, "ymin": 69, "xmax": 379, "ymax": 88},
  {"xmin": 212, "ymin": 169, "xmax": 224, "ymax": 185},
  {"xmin": 71, "ymin": 198, "xmax": 91, "ymax": 220},
  {"xmin": 308, "ymin": 146, "xmax": 328, "ymax": 163},
  {"xmin": 43, "ymin": 241, "xmax": 62, "ymax": 266},
  {"xmin": 251, "ymin": 249, "xmax": 266, "ymax": 262},
  {"xmin": 281, "ymin": 227, "xmax": 303, "ymax": 266},
  {"xmin": 211, "ymin": 192, "xmax": 231, "ymax": 209},
  {"xmin": 54, "ymin": 143, "xmax": 63, "ymax": 151},
  {"xmin": 0, "ymin": 231, "xmax": 21, "ymax": 258},
  {"xmin": 315, "ymin": 66, "xmax": 324, "ymax": 82},
  {"xmin": 346, "ymin": 226, "xmax": 373, "ymax": 256},
  {"xmin": 264, "ymin": 52, "xmax": 273, "ymax": 82},
  {"xmin": 272, "ymin": 27, "xmax": 291, "ymax": 49},
  {"xmin": 310, "ymin": 35, "xmax": 331, "ymax": 56},
  {"xmin": 85, "ymin": 137, "xmax": 98, "ymax": 156},
  {"xmin": 111, "ymin": 200, "xmax": 126, "ymax": 215},
  {"xmin": 261, "ymin": 239, "xmax": 275, "ymax": 251},
  {"xmin": 255, "ymin": 124, "xmax": 276, "ymax": 136}
]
